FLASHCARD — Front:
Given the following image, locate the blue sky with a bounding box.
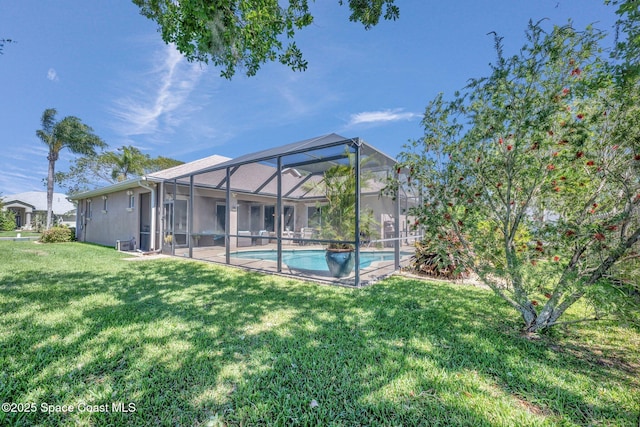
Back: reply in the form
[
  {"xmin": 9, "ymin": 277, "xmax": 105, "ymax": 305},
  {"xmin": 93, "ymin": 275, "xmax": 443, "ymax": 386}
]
[{"xmin": 0, "ymin": 1, "xmax": 617, "ymax": 195}]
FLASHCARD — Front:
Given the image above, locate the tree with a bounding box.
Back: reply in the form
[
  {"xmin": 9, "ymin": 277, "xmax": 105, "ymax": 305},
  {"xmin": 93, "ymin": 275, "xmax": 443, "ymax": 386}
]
[
  {"xmin": 104, "ymin": 145, "xmax": 150, "ymax": 182},
  {"xmin": 607, "ymin": 0, "xmax": 640, "ymax": 79},
  {"xmin": 0, "ymin": 210, "xmax": 16, "ymax": 232},
  {"xmin": 36, "ymin": 108, "xmax": 106, "ymax": 229},
  {"xmin": 391, "ymin": 22, "xmax": 640, "ymax": 333},
  {"xmin": 0, "ymin": 194, "xmax": 17, "ymax": 231},
  {"xmin": 133, "ymin": 0, "xmax": 399, "ymax": 78},
  {"xmin": 55, "ymin": 145, "xmax": 184, "ymax": 194}
]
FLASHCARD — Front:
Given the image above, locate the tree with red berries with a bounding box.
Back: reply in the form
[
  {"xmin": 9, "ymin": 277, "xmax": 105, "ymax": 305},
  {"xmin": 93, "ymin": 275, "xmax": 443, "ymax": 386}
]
[{"xmin": 391, "ymin": 21, "xmax": 640, "ymax": 333}]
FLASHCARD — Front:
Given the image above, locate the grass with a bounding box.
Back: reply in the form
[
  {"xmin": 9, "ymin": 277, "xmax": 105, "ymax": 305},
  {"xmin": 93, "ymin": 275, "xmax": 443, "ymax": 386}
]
[{"xmin": 0, "ymin": 241, "xmax": 638, "ymax": 426}]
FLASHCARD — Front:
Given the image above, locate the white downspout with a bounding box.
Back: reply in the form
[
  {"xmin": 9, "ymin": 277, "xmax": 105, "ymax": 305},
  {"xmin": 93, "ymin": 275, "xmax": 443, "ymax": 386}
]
[{"xmin": 138, "ymin": 178, "xmax": 157, "ymax": 251}]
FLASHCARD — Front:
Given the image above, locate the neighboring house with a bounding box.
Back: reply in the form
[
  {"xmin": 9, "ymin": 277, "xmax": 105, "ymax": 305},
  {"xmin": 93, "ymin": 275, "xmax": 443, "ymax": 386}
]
[
  {"xmin": 1, "ymin": 191, "xmax": 76, "ymax": 230},
  {"xmin": 70, "ymin": 134, "xmax": 417, "ymax": 286}
]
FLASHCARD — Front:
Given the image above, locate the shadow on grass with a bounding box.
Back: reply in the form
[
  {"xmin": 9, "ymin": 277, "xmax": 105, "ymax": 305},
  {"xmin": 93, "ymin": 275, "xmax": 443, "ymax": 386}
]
[{"xmin": 1, "ymin": 247, "xmax": 638, "ymax": 426}]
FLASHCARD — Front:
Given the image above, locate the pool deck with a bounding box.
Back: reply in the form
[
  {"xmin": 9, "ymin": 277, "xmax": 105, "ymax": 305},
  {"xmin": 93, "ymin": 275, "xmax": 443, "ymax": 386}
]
[{"xmin": 173, "ymin": 243, "xmax": 412, "ymax": 287}]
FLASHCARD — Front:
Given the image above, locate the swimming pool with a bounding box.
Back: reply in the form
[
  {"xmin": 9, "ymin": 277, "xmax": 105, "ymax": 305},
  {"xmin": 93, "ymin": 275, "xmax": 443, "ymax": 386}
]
[{"xmin": 230, "ymin": 249, "xmax": 398, "ymax": 272}]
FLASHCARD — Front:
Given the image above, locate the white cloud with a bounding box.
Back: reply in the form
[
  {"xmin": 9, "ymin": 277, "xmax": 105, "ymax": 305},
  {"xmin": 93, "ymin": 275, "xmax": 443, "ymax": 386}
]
[
  {"xmin": 47, "ymin": 68, "xmax": 59, "ymax": 82},
  {"xmin": 110, "ymin": 43, "xmax": 206, "ymax": 139},
  {"xmin": 347, "ymin": 108, "xmax": 420, "ymax": 126}
]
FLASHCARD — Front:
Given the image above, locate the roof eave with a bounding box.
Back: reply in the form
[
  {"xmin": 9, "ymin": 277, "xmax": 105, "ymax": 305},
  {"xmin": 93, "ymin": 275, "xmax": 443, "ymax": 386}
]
[{"xmin": 69, "ymin": 176, "xmax": 163, "ymax": 200}]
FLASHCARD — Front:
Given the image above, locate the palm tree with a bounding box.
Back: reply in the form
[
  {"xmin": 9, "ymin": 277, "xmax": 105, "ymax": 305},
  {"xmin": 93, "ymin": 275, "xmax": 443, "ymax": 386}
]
[
  {"xmin": 102, "ymin": 145, "xmax": 148, "ymax": 182},
  {"xmin": 36, "ymin": 108, "xmax": 106, "ymax": 229}
]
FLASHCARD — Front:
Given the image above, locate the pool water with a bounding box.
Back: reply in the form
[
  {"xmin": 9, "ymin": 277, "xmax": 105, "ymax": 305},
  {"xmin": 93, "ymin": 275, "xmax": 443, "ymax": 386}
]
[{"xmin": 230, "ymin": 249, "xmax": 397, "ymax": 271}]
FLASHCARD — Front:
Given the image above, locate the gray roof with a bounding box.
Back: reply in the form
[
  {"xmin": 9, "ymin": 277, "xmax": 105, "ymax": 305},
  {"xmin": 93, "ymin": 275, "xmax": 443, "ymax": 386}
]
[
  {"xmin": 70, "ymin": 154, "xmax": 232, "ymax": 200},
  {"xmin": 149, "ymin": 154, "xmax": 231, "ymax": 180},
  {"xmin": 71, "ymin": 133, "xmax": 396, "ymax": 201},
  {"xmin": 179, "ymin": 161, "xmax": 325, "ymax": 200},
  {"xmin": 3, "ymin": 191, "xmax": 75, "ymax": 214},
  {"xmin": 170, "ymin": 133, "xmax": 396, "ymax": 179}
]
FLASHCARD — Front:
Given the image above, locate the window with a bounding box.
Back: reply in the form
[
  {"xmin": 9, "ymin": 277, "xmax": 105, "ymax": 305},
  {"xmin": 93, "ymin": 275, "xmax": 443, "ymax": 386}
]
[
  {"xmin": 263, "ymin": 205, "xmax": 294, "ymax": 231},
  {"xmin": 284, "ymin": 206, "xmax": 294, "ymax": 231},
  {"xmin": 308, "ymin": 206, "xmax": 323, "ymax": 229},
  {"xmin": 216, "ymin": 204, "xmax": 226, "ymax": 233},
  {"xmin": 86, "ymin": 199, "xmax": 92, "ymax": 219},
  {"xmin": 128, "ymin": 194, "xmax": 135, "ymax": 210},
  {"xmin": 264, "ymin": 206, "xmax": 275, "ymax": 232},
  {"xmin": 102, "ymin": 196, "xmax": 108, "ymax": 213}
]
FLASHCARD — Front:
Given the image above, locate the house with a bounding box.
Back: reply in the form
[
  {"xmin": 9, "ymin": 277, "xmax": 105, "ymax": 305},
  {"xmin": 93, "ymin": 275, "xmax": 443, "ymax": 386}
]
[
  {"xmin": 70, "ymin": 134, "xmax": 418, "ymax": 286},
  {"xmin": 1, "ymin": 191, "xmax": 76, "ymax": 230}
]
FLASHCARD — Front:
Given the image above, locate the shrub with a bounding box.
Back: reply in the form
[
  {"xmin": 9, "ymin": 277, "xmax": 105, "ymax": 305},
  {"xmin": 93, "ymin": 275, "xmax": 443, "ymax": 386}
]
[
  {"xmin": 410, "ymin": 236, "xmax": 468, "ymax": 280},
  {"xmin": 40, "ymin": 226, "xmax": 74, "ymax": 243},
  {"xmin": 0, "ymin": 210, "xmax": 16, "ymax": 231}
]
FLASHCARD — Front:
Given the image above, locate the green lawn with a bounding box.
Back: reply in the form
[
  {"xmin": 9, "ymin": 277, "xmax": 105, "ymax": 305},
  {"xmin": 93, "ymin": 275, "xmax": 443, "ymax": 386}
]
[{"xmin": 1, "ymin": 241, "xmax": 638, "ymax": 426}]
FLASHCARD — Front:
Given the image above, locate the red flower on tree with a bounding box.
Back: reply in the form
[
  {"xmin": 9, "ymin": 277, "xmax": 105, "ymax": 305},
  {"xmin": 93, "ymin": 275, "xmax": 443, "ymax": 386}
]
[
  {"xmin": 586, "ymin": 160, "xmax": 595, "ymax": 166},
  {"xmin": 594, "ymin": 233, "xmax": 606, "ymax": 241}
]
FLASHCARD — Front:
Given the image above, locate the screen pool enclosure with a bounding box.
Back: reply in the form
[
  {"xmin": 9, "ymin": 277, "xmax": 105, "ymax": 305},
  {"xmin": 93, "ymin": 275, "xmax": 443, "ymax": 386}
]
[{"xmin": 161, "ymin": 133, "xmax": 419, "ymax": 286}]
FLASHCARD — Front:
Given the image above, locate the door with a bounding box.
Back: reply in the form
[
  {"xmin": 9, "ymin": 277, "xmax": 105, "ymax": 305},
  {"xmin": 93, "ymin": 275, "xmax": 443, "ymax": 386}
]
[
  {"xmin": 216, "ymin": 203, "xmax": 226, "ymax": 233},
  {"xmin": 173, "ymin": 199, "xmax": 188, "ymax": 247},
  {"xmin": 250, "ymin": 205, "xmax": 262, "ymax": 232},
  {"xmin": 139, "ymin": 193, "xmax": 151, "ymax": 251},
  {"xmin": 163, "ymin": 201, "xmax": 174, "ymax": 254}
]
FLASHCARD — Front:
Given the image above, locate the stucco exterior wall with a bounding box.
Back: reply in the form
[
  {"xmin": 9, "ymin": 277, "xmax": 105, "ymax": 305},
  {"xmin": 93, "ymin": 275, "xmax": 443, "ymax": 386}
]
[{"xmin": 78, "ymin": 188, "xmax": 148, "ymax": 248}]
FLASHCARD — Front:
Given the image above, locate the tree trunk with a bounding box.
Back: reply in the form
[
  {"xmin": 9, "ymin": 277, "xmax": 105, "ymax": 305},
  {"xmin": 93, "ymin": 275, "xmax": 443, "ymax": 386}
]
[
  {"xmin": 46, "ymin": 154, "xmax": 56, "ymax": 230},
  {"xmin": 520, "ymin": 302, "xmax": 538, "ymax": 332}
]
